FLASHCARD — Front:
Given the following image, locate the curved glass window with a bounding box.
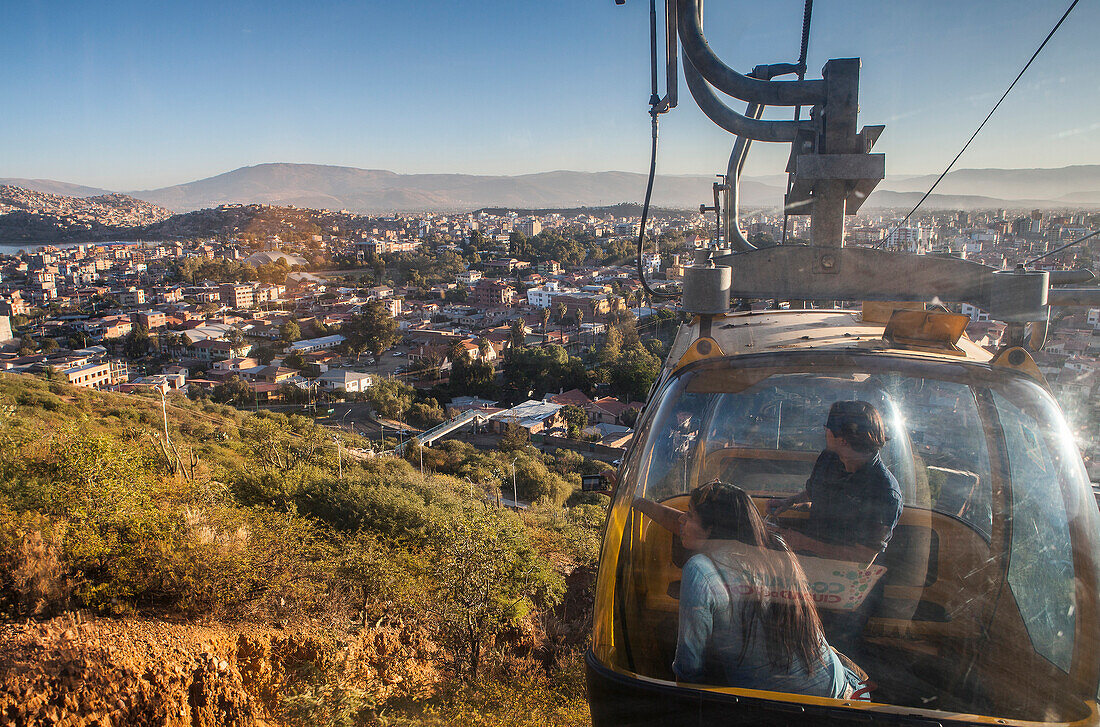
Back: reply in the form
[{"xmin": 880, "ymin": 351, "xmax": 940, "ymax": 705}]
[
  {"xmin": 601, "ymin": 354, "xmax": 1100, "ymax": 723},
  {"xmin": 996, "ymin": 389, "xmax": 1078, "ymax": 673}
]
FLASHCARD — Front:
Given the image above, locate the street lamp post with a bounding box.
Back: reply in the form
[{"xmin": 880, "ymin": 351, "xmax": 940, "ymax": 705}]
[
  {"xmin": 511, "ymin": 457, "xmax": 519, "ymax": 507},
  {"xmin": 335, "ymin": 434, "xmax": 343, "ymax": 479},
  {"xmin": 159, "ymin": 385, "xmax": 170, "ymax": 448}
]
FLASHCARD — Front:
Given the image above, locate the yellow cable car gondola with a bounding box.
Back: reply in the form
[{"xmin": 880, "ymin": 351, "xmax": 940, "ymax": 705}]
[
  {"xmin": 586, "ymin": 2, "xmax": 1100, "ymax": 724},
  {"xmin": 587, "ymin": 307, "xmax": 1100, "ymax": 726}
]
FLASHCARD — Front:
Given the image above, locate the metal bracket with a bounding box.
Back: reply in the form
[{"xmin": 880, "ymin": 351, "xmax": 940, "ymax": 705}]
[{"xmin": 786, "ymin": 152, "xmax": 885, "ymax": 215}]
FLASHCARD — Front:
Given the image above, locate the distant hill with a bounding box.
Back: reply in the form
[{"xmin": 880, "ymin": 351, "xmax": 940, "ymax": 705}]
[
  {"xmin": 860, "ymin": 190, "xmax": 1098, "ymax": 212},
  {"xmin": 127, "ymin": 163, "xmax": 1100, "ymax": 213},
  {"xmin": 1058, "ymin": 190, "xmax": 1100, "ymax": 204},
  {"xmin": 878, "ymin": 165, "xmax": 1100, "ymax": 201},
  {"xmin": 140, "ymin": 204, "xmax": 330, "ymax": 241},
  {"xmin": 127, "ymin": 163, "xmax": 787, "ymax": 213},
  {"xmin": 0, "ymin": 186, "xmax": 174, "ymax": 244},
  {"xmin": 6, "ymin": 163, "xmax": 1100, "ymax": 217},
  {"xmin": 0, "ymin": 178, "xmax": 114, "ymax": 198}
]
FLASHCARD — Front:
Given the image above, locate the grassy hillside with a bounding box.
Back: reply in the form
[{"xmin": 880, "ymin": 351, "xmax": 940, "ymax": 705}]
[{"xmin": 0, "ymin": 372, "xmax": 604, "ymax": 725}]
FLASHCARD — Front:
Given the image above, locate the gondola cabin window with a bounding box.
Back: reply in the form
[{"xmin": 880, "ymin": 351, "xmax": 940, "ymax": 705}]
[
  {"xmin": 996, "ymin": 388, "xmax": 1079, "ymax": 673},
  {"xmin": 608, "ymin": 355, "xmax": 1100, "ymax": 721}
]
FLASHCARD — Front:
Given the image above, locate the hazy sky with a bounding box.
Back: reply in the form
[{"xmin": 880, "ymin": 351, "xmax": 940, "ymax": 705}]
[{"xmin": 2, "ymin": 0, "xmax": 1098, "ymax": 190}]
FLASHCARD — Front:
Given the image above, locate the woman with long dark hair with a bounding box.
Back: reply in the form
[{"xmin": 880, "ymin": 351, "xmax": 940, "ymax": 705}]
[{"xmin": 672, "ymin": 481, "xmax": 861, "ymax": 697}]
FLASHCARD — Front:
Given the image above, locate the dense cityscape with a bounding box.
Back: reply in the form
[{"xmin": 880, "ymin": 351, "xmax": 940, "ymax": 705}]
[{"xmin": 0, "ymin": 193, "xmax": 1097, "ymax": 473}]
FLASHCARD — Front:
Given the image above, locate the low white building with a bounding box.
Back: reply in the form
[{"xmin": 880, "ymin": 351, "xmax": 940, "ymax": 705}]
[
  {"xmin": 488, "ymin": 399, "xmax": 563, "ymax": 434},
  {"xmin": 318, "ymin": 369, "xmax": 373, "ymax": 393},
  {"xmin": 289, "ymin": 334, "xmax": 346, "ymax": 353}
]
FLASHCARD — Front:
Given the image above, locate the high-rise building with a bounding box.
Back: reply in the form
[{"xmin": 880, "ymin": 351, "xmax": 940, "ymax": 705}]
[{"xmin": 517, "ymin": 219, "xmax": 542, "ymax": 237}]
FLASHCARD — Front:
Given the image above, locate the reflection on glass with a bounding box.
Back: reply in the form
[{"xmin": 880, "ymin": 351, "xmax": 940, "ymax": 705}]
[
  {"xmin": 605, "ymin": 356, "xmax": 1099, "ymax": 723},
  {"xmin": 997, "ymin": 390, "xmax": 1076, "ymax": 673}
]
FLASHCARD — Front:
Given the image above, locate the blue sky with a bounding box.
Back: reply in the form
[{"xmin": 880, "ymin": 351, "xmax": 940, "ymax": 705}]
[{"xmin": 2, "ymin": 0, "xmax": 1097, "ymax": 189}]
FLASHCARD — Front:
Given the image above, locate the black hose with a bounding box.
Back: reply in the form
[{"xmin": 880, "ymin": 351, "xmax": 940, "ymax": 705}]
[
  {"xmin": 638, "ymin": 0, "xmax": 678, "ymax": 301},
  {"xmin": 637, "ymin": 111, "xmax": 677, "ymax": 300}
]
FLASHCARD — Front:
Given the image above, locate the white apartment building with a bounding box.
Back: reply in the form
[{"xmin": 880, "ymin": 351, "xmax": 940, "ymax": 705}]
[
  {"xmin": 458, "ymin": 270, "xmax": 483, "ymax": 285},
  {"xmin": 63, "ymin": 360, "xmax": 129, "ymax": 390},
  {"xmin": 960, "ymin": 303, "xmax": 990, "ymax": 323},
  {"xmin": 527, "ymin": 281, "xmax": 580, "ymax": 308}
]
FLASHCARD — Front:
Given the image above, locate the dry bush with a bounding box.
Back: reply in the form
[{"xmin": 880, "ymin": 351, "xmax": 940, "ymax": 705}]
[{"xmin": 0, "ymin": 509, "xmax": 70, "ymax": 616}]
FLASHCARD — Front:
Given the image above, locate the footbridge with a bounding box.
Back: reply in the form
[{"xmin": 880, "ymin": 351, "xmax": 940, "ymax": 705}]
[{"xmin": 394, "ymin": 409, "xmax": 490, "ymax": 454}]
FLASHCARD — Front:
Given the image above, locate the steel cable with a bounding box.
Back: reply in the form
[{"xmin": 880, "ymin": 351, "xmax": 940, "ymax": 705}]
[{"xmin": 882, "ymin": 0, "xmax": 1081, "ymax": 246}]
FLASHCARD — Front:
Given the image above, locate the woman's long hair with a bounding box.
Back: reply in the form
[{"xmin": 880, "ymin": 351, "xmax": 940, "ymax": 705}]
[{"xmin": 690, "ymin": 481, "xmax": 826, "ymax": 673}]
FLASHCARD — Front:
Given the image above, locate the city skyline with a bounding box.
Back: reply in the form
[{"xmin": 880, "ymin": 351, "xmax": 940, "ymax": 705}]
[{"xmin": 3, "ymin": 0, "xmax": 1099, "ymax": 190}]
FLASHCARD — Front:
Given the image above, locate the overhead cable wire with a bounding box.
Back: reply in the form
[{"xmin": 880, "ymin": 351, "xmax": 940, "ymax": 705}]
[
  {"xmin": 883, "ymin": 0, "xmax": 1080, "ymax": 245},
  {"xmin": 1027, "ymin": 229, "xmax": 1100, "ymax": 266}
]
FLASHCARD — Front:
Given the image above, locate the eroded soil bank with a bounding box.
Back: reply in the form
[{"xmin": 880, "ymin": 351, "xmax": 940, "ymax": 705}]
[{"xmin": 0, "ymin": 615, "xmax": 441, "ymax": 727}]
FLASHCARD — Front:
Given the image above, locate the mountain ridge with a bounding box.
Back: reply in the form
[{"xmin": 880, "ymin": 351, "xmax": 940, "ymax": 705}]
[{"xmin": 4, "ymin": 162, "xmax": 1100, "ymax": 214}]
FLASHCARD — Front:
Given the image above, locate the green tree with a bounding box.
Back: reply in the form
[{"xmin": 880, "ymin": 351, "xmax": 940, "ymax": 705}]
[
  {"xmin": 606, "ymin": 308, "xmax": 640, "ymax": 347},
  {"xmin": 509, "ymin": 318, "xmax": 526, "ymax": 351},
  {"xmin": 252, "ymin": 344, "xmax": 276, "ymax": 365},
  {"xmin": 366, "ymin": 378, "xmax": 416, "ymax": 421},
  {"xmin": 595, "ymin": 325, "xmax": 623, "ymax": 367},
  {"xmin": 212, "ymin": 375, "xmax": 252, "ymax": 406},
  {"xmin": 407, "ymin": 400, "xmax": 445, "ymax": 429},
  {"xmin": 508, "ymin": 231, "xmax": 528, "ymax": 258},
  {"xmin": 610, "ymin": 343, "xmax": 661, "ymax": 402},
  {"xmin": 449, "ymin": 343, "xmax": 495, "ymax": 398},
  {"xmin": 431, "ymin": 508, "xmax": 563, "ymax": 680},
  {"xmin": 284, "ymin": 349, "xmax": 306, "ymax": 372},
  {"xmin": 280, "ymin": 320, "xmax": 302, "ymax": 343},
  {"xmin": 622, "ymin": 406, "xmax": 641, "ymax": 428},
  {"xmin": 502, "ymin": 344, "xmax": 587, "ymax": 402},
  {"xmin": 410, "ymin": 351, "xmax": 444, "ymax": 382},
  {"xmin": 343, "ymin": 302, "xmax": 399, "ymax": 363},
  {"xmin": 555, "ymin": 302, "xmax": 567, "ymax": 343},
  {"xmin": 124, "ymin": 323, "xmax": 151, "ymax": 359},
  {"xmin": 499, "ymin": 421, "xmax": 531, "ymax": 451},
  {"xmin": 68, "ymin": 332, "xmax": 91, "ymax": 350},
  {"xmin": 227, "ymin": 327, "xmax": 246, "ymax": 352},
  {"xmin": 561, "ymin": 405, "xmax": 588, "ymax": 440}
]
